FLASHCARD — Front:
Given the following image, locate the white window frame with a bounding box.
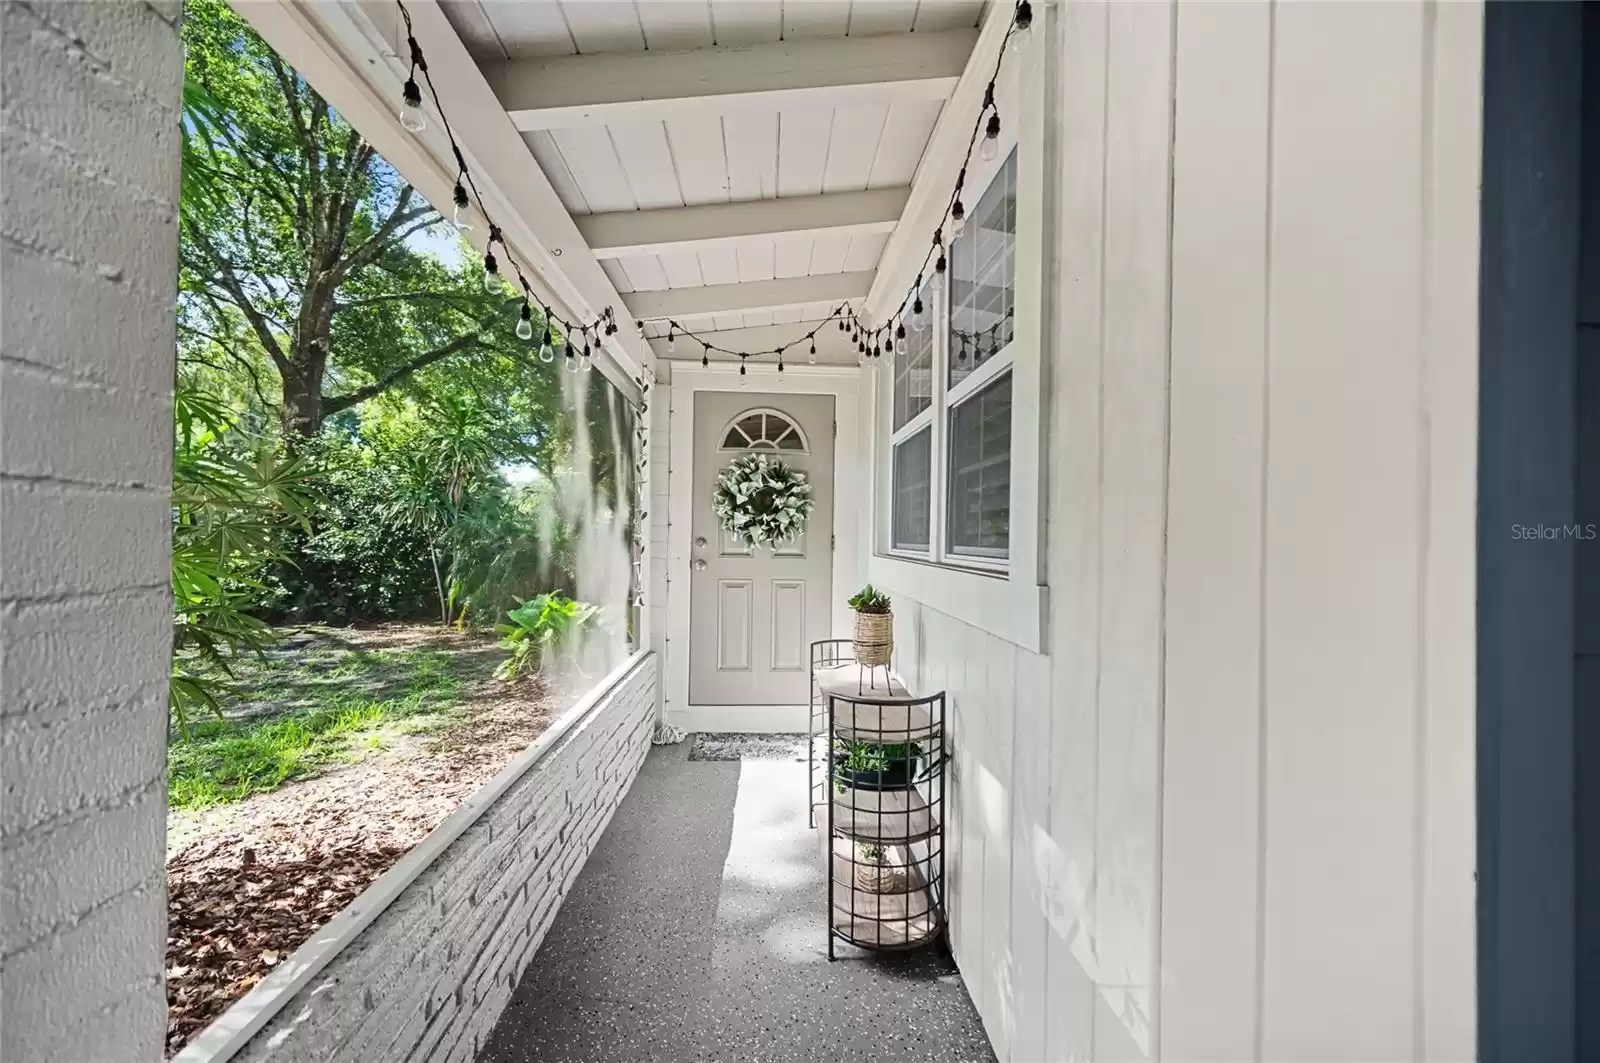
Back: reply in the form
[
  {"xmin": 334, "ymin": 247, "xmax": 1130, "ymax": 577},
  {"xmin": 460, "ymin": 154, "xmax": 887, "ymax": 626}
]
[{"xmin": 867, "ymin": 6, "xmax": 1050, "ymax": 653}]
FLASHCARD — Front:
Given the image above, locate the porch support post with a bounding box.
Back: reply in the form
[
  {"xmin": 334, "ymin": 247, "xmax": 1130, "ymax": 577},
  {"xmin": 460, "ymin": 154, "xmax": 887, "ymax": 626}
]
[{"xmin": 1, "ymin": 2, "xmax": 184, "ymax": 1060}]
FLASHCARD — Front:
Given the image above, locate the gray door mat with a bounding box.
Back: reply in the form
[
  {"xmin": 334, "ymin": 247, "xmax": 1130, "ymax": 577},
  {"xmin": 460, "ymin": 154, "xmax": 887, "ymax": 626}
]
[{"xmin": 687, "ymin": 732, "xmax": 809, "ymax": 761}]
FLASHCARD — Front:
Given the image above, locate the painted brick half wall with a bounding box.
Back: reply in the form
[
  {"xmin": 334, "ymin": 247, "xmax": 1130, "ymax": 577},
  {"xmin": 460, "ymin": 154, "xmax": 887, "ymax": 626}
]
[{"xmin": 229, "ymin": 653, "xmax": 657, "ymax": 1063}]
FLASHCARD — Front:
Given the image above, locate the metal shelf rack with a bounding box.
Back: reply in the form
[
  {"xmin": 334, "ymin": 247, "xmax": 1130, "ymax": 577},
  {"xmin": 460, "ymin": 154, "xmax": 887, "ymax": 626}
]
[{"xmin": 807, "ymin": 642, "xmax": 947, "ymax": 959}]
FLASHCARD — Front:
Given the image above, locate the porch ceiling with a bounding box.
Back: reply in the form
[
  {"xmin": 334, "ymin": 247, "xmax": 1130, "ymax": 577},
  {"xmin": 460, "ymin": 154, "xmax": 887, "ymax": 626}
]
[{"xmin": 438, "ymin": 0, "xmax": 985, "ymax": 349}]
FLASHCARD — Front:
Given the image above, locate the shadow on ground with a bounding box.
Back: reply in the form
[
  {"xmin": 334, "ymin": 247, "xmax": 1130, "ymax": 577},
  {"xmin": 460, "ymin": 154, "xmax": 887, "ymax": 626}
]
[{"xmin": 479, "ymin": 744, "xmax": 995, "ymax": 1063}]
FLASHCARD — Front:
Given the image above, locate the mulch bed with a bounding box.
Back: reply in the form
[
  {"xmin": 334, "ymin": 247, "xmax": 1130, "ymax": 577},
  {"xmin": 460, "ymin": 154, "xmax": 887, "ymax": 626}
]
[{"xmin": 165, "ymin": 666, "xmax": 557, "ymax": 1056}]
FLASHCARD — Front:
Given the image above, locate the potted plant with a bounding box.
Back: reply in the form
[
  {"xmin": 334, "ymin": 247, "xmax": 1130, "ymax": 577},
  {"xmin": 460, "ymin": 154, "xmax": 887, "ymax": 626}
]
[
  {"xmin": 847, "ymin": 584, "xmax": 893, "ymax": 677},
  {"xmin": 854, "ymin": 841, "xmax": 904, "ymax": 894},
  {"xmin": 832, "ymin": 737, "xmax": 922, "ymax": 792}
]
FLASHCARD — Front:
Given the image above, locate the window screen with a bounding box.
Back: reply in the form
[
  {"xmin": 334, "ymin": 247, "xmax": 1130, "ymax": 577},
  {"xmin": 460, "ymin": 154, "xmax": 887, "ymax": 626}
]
[
  {"xmin": 891, "ymin": 426, "xmax": 933, "ymax": 551},
  {"xmin": 946, "ymin": 372, "xmax": 1011, "ymax": 557}
]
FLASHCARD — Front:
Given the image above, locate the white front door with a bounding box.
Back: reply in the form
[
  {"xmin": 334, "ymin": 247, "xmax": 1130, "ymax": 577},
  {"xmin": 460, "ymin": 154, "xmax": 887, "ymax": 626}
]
[{"xmin": 689, "ymin": 391, "xmax": 834, "ymax": 708}]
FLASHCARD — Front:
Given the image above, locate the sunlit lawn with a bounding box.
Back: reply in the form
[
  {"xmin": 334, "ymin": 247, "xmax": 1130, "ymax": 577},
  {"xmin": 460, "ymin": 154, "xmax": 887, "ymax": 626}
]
[{"xmin": 168, "ymin": 641, "xmax": 477, "ymax": 810}]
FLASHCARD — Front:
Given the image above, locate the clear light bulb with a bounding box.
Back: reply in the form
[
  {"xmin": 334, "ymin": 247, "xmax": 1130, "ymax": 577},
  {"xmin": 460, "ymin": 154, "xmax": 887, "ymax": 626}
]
[
  {"xmin": 399, "ymin": 80, "xmax": 426, "ymax": 132},
  {"xmin": 453, "ymin": 201, "xmax": 474, "ymax": 232},
  {"xmin": 931, "ymin": 269, "xmax": 945, "ymax": 293},
  {"xmin": 515, "ymin": 315, "xmax": 534, "ymax": 341},
  {"xmin": 912, "ymin": 305, "xmax": 926, "ymax": 333},
  {"xmin": 981, "ymin": 135, "xmax": 1000, "ymax": 162},
  {"xmin": 539, "ymin": 342, "xmax": 555, "ymax": 364},
  {"xmin": 667, "ymin": 332, "xmax": 676, "ymax": 354},
  {"xmin": 483, "ymin": 268, "xmax": 499, "ymax": 294},
  {"xmin": 565, "ymin": 355, "xmax": 579, "ymax": 374},
  {"xmin": 896, "ymin": 335, "xmax": 908, "ymax": 355},
  {"xmin": 581, "ymin": 354, "xmax": 593, "ymax": 372}
]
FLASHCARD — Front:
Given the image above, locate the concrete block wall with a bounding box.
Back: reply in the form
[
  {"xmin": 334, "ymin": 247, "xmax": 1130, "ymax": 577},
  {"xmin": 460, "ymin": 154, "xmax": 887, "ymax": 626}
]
[
  {"xmin": 231, "ymin": 654, "xmax": 657, "ymax": 1063},
  {"xmin": 1, "ymin": 2, "xmax": 183, "ymax": 1061}
]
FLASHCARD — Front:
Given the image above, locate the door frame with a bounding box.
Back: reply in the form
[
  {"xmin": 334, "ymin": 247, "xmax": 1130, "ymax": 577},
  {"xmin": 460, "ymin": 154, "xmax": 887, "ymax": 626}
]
[{"xmin": 665, "ymin": 362, "xmax": 865, "ymax": 733}]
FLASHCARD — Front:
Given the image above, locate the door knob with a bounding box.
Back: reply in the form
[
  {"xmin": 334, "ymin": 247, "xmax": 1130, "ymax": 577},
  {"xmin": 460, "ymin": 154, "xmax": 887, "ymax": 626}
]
[
  {"xmin": 693, "ymin": 558, "xmax": 708, "ymax": 571},
  {"xmin": 694, "ymin": 536, "xmax": 707, "ymax": 548}
]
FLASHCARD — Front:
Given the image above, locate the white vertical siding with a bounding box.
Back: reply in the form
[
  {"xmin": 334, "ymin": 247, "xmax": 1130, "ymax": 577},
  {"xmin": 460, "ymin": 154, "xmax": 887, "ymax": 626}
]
[{"xmin": 873, "ymin": 1, "xmax": 1482, "ymax": 1060}]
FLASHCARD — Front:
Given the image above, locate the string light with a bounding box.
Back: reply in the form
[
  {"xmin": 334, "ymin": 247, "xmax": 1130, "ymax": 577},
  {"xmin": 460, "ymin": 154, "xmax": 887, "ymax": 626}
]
[
  {"xmin": 397, "ymin": 0, "xmax": 1031, "ymax": 376},
  {"xmin": 394, "ymin": 1, "xmax": 617, "ymax": 379},
  {"xmin": 482, "ymin": 249, "xmax": 499, "ymax": 293},
  {"xmin": 702, "ymin": 342, "xmax": 710, "ymax": 369},
  {"xmin": 399, "ymin": 76, "xmax": 425, "ymax": 132},
  {"xmin": 981, "ymin": 112, "xmax": 1002, "ymax": 162}
]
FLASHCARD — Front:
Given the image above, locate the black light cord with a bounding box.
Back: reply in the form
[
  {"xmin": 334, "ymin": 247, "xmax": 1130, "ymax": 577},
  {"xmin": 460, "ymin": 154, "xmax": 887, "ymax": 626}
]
[
  {"xmin": 396, "ymin": 0, "xmax": 1031, "ymax": 368},
  {"xmin": 396, "ymin": 0, "xmax": 615, "ymax": 355}
]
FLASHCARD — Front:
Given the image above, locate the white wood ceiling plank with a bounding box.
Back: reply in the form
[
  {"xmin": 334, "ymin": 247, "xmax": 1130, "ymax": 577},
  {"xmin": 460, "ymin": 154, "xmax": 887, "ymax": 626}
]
[
  {"xmin": 548, "ymin": 126, "xmax": 637, "ymax": 211},
  {"xmin": 868, "ymin": 98, "xmax": 944, "ymax": 188},
  {"xmin": 782, "ymin": 0, "xmax": 852, "ymax": 39},
  {"xmin": 601, "ymin": 258, "xmax": 636, "ymax": 293},
  {"xmin": 807, "ymin": 232, "xmax": 851, "ymax": 275},
  {"xmin": 847, "ymin": 0, "xmax": 917, "ymax": 36},
  {"xmin": 723, "ymin": 111, "xmax": 779, "ymax": 201},
  {"xmin": 735, "ymin": 236, "xmax": 778, "ymax": 283},
  {"xmin": 741, "ymin": 309, "xmax": 777, "ymax": 329},
  {"xmin": 579, "ymin": 187, "xmax": 905, "ymax": 258},
  {"xmin": 710, "ymin": 0, "xmax": 783, "ymax": 46},
  {"xmin": 712, "ymin": 312, "xmax": 746, "ymax": 332},
  {"xmin": 777, "ymin": 107, "xmax": 833, "ymax": 198},
  {"xmin": 912, "ymin": 0, "xmax": 983, "ymax": 33},
  {"xmin": 607, "ymin": 120, "xmax": 685, "ymax": 210},
  {"xmin": 635, "ymin": 1, "xmax": 715, "ymax": 50},
  {"xmin": 842, "ymin": 231, "xmax": 888, "ymax": 272},
  {"xmin": 697, "ymin": 243, "xmax": 741, "ymax": 286},
  {"xmin": 657, "ymin": 249, "xmax": 707, "ymax": 288},
  {"xmin": 521, "ymin": 130, "xmax": 593, "ymax": 214},
  {"xmin": 488, "ymin": 29, "xmax": 977, "ymax": 129},
  {"xmin": 479, "ymin": 1, "xmax": 574, "ymax": 57},
  {"xmin": 623, "ymin": 271, "xmax": 874, "ymax": 317},
  {"xmin": 618, "ymin": 253, "xmax": 671, "ymax": 292},
  {"xmin": 558, "ymin": 0, "xmax": 646, "ymax": 53},
  {"xmin": 822, "ymin": 102, "xmax": 890, "ymax": 192},
  {"xmin": 774, "ymin": 234, "xmax": 814, "ymax": 279},
  {"xmin": 439, "ymin": 1, "xmax": 507, "ymax": 61},
  {"xmin": 664, "ymin": 116, "xmax": 731, "ymax": 205},
  {"xmin": 769, "ymin": 306, "xmax": 804, "ymax": 325}
]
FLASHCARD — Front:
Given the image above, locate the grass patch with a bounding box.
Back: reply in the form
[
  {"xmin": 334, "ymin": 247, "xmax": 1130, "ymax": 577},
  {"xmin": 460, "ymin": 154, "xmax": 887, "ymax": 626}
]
[{"xmin": 169, "ymin": 647, "xmax": 465, "ymax": 810}]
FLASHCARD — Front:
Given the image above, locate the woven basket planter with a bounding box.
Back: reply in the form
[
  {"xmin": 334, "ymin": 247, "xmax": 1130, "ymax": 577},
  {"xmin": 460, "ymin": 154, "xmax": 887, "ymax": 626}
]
[
  {"xmin": 853, "ymin": 610, "xmax": 894, "ymax": 668},
  {"xmin": 855, "ymin": 859, "xmax": 906, "ymax": 895}
]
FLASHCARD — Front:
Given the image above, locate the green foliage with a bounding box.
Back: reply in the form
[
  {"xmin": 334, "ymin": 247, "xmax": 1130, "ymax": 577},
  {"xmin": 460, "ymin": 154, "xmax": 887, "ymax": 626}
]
[
  {"xmin": 171, "ymin": 387, "xmax": 315, "ymax": 734},
  {"xmin": 847, "ymin": 584, "xmax": 892, "ymax": 614},
  {"xmin": 178, "ymin": 0, "xmax": 557, "ymax": 439},
  {"xmin": 259, "ymin": 433, "xmax": 437, "ymax": 622},
  {"xmin": 495, "ymin": 593, "xmax": 600, "ymax": 683},
  {"xmin": 168, "ymin": 647, "xmax": 461, "ymax": 808}
]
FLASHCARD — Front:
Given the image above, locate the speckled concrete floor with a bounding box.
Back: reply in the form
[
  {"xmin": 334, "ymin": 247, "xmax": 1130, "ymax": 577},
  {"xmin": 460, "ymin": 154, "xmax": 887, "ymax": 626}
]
[{"xmin": 478, "ymin": 742, "xmax": 996, "ymax": 1063}]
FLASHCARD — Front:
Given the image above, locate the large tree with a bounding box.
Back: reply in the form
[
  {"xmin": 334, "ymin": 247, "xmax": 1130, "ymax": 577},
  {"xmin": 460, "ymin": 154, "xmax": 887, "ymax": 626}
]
[{"xmin": 178, "ymin": 0, "xmax": 524, "ymax": 439}]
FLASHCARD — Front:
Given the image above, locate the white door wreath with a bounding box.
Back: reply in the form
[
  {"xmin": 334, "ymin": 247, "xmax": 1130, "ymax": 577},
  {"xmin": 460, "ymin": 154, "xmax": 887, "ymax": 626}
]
[{"xmin": 712, "ymin": 454, "xmax": 816, "ymax": 549}]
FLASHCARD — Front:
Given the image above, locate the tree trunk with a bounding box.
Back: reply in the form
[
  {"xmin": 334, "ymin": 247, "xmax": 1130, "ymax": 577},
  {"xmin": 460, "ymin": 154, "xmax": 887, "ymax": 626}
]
[
  {"xmin": 428, "ymin": 540, "xmax": 449, "ymax": 628},
  {"xmin": 279, "ymin": 339, "xmax": 330, "ymax": 439}
]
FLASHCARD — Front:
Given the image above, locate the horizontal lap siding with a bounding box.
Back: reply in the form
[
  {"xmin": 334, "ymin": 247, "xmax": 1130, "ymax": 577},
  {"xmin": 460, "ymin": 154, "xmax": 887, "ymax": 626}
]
[{"xmin": 230, "ymin": 656, "xmax": 658, "ymax": 1063}]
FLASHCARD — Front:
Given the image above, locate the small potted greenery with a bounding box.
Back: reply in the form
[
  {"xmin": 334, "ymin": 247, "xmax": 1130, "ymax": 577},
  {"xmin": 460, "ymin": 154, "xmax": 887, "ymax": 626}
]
[
  {"xmin": 847, "ymin": 584, "xmax": 893, "ymax": 673},
  {"xmin": 854, "ymin": 841, "xmax": 903, "ymax": 894},
  {"xmin": 832, "ymin": 737, "xmax": 922, "ymax": 792}
]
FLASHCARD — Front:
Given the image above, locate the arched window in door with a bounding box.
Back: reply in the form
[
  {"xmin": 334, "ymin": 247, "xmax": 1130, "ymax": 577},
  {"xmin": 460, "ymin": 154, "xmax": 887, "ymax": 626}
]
[{"xmin": 719, "ymin": 408, "xmax": 808, "ymax": 453}]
